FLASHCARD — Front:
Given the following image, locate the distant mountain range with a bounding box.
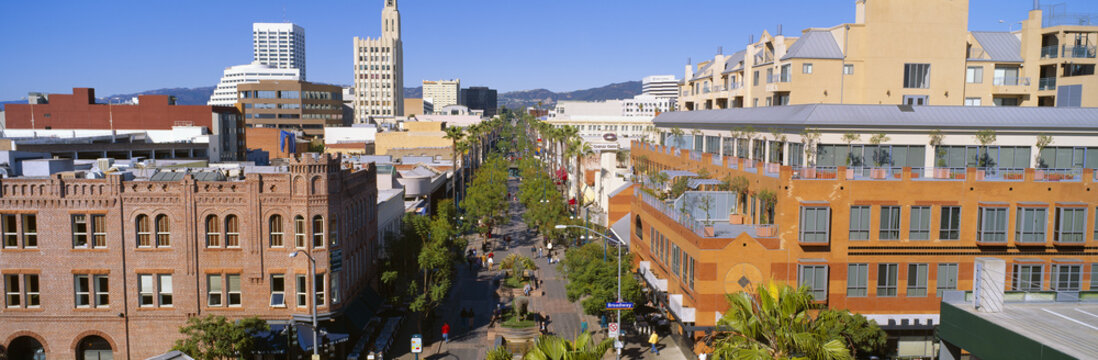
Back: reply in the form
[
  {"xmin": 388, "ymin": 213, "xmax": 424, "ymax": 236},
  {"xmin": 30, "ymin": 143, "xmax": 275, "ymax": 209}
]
[{"xmin": 1, "ymin": 80, "xmax": 643, "ymax": 110}]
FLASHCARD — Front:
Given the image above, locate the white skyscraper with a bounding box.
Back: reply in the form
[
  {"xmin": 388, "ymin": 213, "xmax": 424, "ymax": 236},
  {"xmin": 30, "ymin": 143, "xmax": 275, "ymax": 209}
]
[
  {"xmin": 353, "ymin": 0, "xmax": 404, "ymax": 123},
  {"xmin": 207, "ymin": 62, "xmax": 301, "ymax": 106},
  {"xmin": 253, "ymin": 23, "xmax": 306, "ymax": 80}
]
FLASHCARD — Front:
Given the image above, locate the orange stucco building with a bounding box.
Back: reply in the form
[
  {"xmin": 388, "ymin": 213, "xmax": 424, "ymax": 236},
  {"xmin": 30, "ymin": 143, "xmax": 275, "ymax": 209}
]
[{"xmin": 629, "ymin": 104, "xmax": 1098, "ymax": 357}]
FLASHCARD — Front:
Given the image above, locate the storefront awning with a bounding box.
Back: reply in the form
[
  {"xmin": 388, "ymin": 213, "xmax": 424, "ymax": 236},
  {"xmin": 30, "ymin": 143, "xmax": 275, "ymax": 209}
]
[{"xmin": 296, "ymin": 324, "xmax": 351, "ymax": 352}]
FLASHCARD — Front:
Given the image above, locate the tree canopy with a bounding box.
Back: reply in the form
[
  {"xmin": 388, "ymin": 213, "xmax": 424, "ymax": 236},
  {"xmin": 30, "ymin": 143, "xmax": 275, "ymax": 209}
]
[{"xmin": 172, "ymin": 315, "xmax": 269, "ymax": 360}]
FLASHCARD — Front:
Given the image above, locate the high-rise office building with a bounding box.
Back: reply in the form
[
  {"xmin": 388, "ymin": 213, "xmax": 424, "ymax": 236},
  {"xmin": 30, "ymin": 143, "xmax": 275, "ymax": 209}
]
[
  {"xmin": 461, "ymin": 86, "xmax": 498, "ymax": 117},
  {"xmin": 642, "ymin": 75, "xmax": 680, "ymax": 98},
  {"xmin": 423, "ymin": 79, "xmax": 461, "ymax": 110},
  {"xmin": 353, "ymin": 0, "xmax": 404, "ymax": 123},
  {"xmin": 253, "ymin": 23, "xmax": 306, "ymax": 80},
  {"xmin": 208, "ymin": 61, "xmax": 300, "ymax": 106}
]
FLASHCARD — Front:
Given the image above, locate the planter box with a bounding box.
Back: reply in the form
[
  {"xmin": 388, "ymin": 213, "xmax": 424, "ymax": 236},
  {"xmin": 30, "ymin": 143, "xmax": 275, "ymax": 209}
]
[
  {"xmin": 934, "ymin": 168, "xmax": 950, "ymax": 179},
  {"xmin": 766, "ymin": 163, "xmax": 780, "ymax": 173},
  {"xmin": 845, "ymin": 168, "xmax": 855, "ymax": 180},
  {"xmin": 975, "ymin": 170, "xmax": 985, "ymax": 181},
  {"xmin": 756, "ymin": 226, "xmax": 776, "ymax": 237},
  {"xmin": 870, "ymin": 168, "xmax": 888, "ymax": 179},
  {"xmin": 1034, "ymin": 170, "xmax": 1045, "ymax": 180},
  {"xmin": 801, "ymin": 168, "xmax": 817, "ymax": 179},
  {"xmin": 728, "ymin": 214, "xmax": 745, "ymax": 225},
  {"xmin": 703, "ymin": 227, "xmax": 715, "ymax": 237}
]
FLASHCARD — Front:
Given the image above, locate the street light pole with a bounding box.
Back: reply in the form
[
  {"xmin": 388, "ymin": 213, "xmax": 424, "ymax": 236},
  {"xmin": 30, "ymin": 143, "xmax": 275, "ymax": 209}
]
[
  {"xmin": 290, "ymin": 250, "xmax": 319, "ymax": 359},
  {"xmin": 555, "ymin": 224, "xmax": 623, "ymax": 360}
]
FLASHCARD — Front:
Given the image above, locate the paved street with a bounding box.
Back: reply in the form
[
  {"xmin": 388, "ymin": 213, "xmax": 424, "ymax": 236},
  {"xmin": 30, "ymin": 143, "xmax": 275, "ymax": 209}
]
[{"xmin": 391, "ymin": 179, "xmax": 693, "ymax": 360}]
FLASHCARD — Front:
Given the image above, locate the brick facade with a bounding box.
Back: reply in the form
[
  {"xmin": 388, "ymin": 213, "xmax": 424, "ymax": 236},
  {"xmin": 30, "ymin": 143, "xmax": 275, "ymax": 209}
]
[{"xmin": 0, "ymin": 153, "xmax": 378, "ymax": 359}]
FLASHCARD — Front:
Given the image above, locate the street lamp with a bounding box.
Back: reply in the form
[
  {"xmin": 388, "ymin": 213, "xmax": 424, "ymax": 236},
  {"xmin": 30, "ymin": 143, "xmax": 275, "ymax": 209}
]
[
  {"xmin": 555, "ymin": 224, "xmax": 625, "ymax": 360},
  {"xmin": 289, "ymin": 250, "xmax": 319, "ymax": 358}
]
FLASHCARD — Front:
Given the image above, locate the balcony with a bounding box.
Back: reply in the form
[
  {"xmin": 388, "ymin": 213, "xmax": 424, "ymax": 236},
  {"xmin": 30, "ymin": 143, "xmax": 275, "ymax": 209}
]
[
  {"xmin": 637, "ymin": 189, "xmax": 776, "ymax": 239},
  {"xmin": 1035, "ymin": 168, "xmax": 1082, "ymax": 182},
  {"xmin": 1062, "ymin": 45, "xmax": 1097, "ymax": 59},
  {"xmin": 992, "ymin": 76, "xmax": 1031, "ymax": 94},
  {"xmin": 1041, "ymin": 45, "xmax": 1059, "ymax": 59},
  {"xmin": 1039, "ymin": 77, "xmax": 1057, "ymax": 91}
]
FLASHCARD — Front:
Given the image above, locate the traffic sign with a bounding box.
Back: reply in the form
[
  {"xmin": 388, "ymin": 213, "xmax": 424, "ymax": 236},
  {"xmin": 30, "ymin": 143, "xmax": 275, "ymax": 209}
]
[
  {"xmin": 606, "ymin": 301, "xmax": 634, "ymax": 310},
  {"xmin": 608, "ymin": 322, "xmax": 619, "ymax": 338},
  {"xmin": 411, "ymin": 334, "xmax": 423, "ymax": 353}
]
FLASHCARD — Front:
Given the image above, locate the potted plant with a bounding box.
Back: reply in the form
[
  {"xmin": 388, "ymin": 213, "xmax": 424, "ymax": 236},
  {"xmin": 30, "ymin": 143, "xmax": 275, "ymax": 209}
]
[
  {"xmin": 868, "ymin": 133, "xmax": 890, "ymax": 179},
  {"xmin": 727, "ymin": 175, "xmax": 749, "ymax": 224},
  {"xmin": 801, "ymin": 128, "xmax": 822, "ymax": 178},
  {"xmin": 842, "ymin": 132, "xmax": 860, "ymax": 179},
  {"xmin": 756, "ymin": 189, "xmax": 778, "ymax": 237},
  {"xmin": 929, "ymin": 129, "xmax": 949, "ymax": 179},
  {"xmin": 1034, "ymin": 134, "xmax": 1053, "ymax": 180}
]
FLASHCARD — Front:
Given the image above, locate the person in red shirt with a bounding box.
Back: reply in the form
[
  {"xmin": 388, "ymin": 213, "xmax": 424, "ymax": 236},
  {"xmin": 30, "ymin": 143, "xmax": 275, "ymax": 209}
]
[{"xmin": 442, "ymin": 322, "xmax": 450, "ymax": 343}]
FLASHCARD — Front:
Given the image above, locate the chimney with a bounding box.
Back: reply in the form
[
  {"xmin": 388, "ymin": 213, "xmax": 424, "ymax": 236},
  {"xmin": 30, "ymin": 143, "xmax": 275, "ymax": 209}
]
[{"xmin": 973, "ymin": 258, "xmax": 1006, "ymax": 313}]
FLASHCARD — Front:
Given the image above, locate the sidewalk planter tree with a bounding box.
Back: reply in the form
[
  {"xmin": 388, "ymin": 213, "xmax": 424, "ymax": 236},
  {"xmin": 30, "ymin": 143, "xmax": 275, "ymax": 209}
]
[
  {"xmin": 709, "ymin": 283, "xmax": 852, "ymax": 360},
  {"xmin": 523, "ymin": 333, "xmax": 612, "ymax": 360},
  {"xmin": 172, "ymin": 315, "xmax": 269, "ymax": 360}
]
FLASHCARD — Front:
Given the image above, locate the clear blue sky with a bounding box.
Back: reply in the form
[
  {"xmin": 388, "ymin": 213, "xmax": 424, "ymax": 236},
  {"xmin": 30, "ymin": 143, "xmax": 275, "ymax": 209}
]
[{"xmin": 1, "ymin": 0, "xmax": 1095, "ymax": 100}]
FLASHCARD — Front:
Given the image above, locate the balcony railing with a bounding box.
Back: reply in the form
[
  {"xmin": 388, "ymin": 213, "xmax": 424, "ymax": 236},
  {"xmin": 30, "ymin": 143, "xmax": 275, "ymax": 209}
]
[
  {"xmin": 992, "ymin": 76, "xmax": 1030, "ymax": 86},
  {"xmin": 1041, "ymin": 45, "xmax": 1059, "ymax": 58},
  {"xmin": 712, "ymin": 155, "xmax": 723, "ymax": 166},
  {"xmin": 725, "ymin": 156, "xmax": 738, "ymax": 169},
  {"xmin": 1039, "ymin": 77, "xmax": 1057, "ymax": 91},
  {"xmin": 729, "ymin": 82, "xmax": 743, "ymax": 90},
  {"xmin": 1062, "ymin": 45, "xmax": 1097, "ymax": 59},
  {"xmin": 1035, "ymin": 168, "xmax": 1082, "ymax": 182},
  {"xmin": 979, "ymin": 168, "xmax": 1026, "ymax": 181}
]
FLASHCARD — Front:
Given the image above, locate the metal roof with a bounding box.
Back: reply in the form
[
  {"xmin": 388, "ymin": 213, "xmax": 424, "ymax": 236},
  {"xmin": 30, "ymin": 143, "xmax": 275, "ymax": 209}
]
[
  {"xmin": 722, "ymin": 50, "xmax": 747, "ymax": 73},
  {"xmin": 970, "ymin": 32, "xmax": 1023, "ymax": 62},
  {"xmin": 690, "ymin": 61, "xmax": 715, "ymax": 81},
  {"xmin": 147, "ymin": 170, "xmax": 226, "ymax": 182},
  {"xmin": 660, "ymin": 170, "xmax": 698, "ymax": 178},
  {"xmin": 653, "ymin": 104, "xmax": 1098, "ymax": 131},
  {"xmin": 687, "ymin": 179, "xmax": 723, "ymax": 189},
  {"xmin": 781, "ymin": 31, "xmax": 844, "ymax": 60}
]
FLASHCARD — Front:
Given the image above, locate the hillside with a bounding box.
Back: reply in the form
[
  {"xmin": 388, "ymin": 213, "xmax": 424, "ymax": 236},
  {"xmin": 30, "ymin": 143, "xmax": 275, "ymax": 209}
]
[{"xmin": 2, "ymin": 80, "xmax": 644, "ymax": 111}]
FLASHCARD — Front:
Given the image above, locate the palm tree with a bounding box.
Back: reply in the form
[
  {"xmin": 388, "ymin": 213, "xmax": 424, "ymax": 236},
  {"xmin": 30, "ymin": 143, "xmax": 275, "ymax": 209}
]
[
  {"xmin": 710, "ymin": 283, "xmax": 851, "ymax": 360},
  {"xmin": 444, "ymin": 126, "xmax": 465, "ymax": 202},
  {"xmin": 523, "ymin": 333, "xmax": 612, "ymax": 360},
  {"xmin": 568, "ymin": 138, "xmax": 594, "ymax": 212}
]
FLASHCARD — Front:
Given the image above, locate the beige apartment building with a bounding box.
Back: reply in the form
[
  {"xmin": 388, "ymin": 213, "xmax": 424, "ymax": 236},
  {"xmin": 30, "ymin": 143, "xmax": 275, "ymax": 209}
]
[
  {"xmin": 679, "ymin": 0, "xmax": 1098, "ymax": 110},
  {"xmin": 422, "ymin": 79, "xmax": 461, "ymax": 110}
]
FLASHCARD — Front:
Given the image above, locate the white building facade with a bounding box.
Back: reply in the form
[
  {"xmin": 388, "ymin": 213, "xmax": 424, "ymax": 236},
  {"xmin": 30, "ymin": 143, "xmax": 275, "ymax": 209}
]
[
  {"xmin": 622, "ymin": 94, "xmax": 674, "ymax": 117},
  {"xmin": 353, "ymin": 0, "xmax": 404, "ymax": 123},
  {"xmin": 207, "ymin": 62, "xmax": 301, "ymax": 106},
  {"xmin": 547, "ymin": 100, "xmax": 655, "ymax": 141},
  {"xmin": 642, "ymin": 75, "xmax": 679, "ymax": 98},
  {"xmin": 252, "ymin": 23, "xmax": 306, "ymax": 80}
]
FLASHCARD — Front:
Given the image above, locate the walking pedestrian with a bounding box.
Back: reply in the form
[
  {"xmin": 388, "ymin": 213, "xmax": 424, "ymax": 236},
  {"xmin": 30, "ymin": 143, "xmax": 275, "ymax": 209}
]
[
  {"xmin": 487, "ymin": 256, "xmax": 494, "ymax": 270},
  {"xmin": 649, "ymin": 333, "xmax": 659, "ymax": 354},
  {"xmin": 442, "ymin": 322, "xmax": 450, "ymax": 343},
  {"xmin": 537, "ymin": 247, "xmax": 543, "ymax": 258}
]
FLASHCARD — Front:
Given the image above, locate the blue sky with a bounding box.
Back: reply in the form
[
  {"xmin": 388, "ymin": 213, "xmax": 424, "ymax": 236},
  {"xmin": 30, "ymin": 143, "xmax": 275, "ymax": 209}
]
[{"xmin": 1, "ymin": 0, "xmax": 1095, "ymax": 100}]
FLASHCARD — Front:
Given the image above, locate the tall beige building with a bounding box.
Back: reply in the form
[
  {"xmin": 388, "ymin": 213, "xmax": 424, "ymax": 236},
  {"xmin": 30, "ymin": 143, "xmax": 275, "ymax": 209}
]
[
  {"xmin": 353, "ymin": 0, "xmax": 404, "ymax": 123},
  {"xmin": 422, "ymin": 79, "xmax": 461, "ymax": 110},
  {"xmin": 678, "ymin": 0, "xmax": 1098, "ymax": 110}
]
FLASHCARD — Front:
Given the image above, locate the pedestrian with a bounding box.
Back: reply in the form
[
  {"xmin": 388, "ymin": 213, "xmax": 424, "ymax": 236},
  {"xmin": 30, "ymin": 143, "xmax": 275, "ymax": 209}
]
[
  {"xmin": 537, "ymin": 247, "xmax": 543, "ymax": 258},
  {"xmin": 442, "ymin": 322, "xmax": 450, "ymax": 343},
  {"xmin": 531, "ymin": 245, "xmax": 537, "ymax": 258},
  {"xmin": 649, "ymin": 333, "xmax": 659, "ymax": 354},
  {"xmin": 523, "ymin": 283, "xmax": 531, "ymax": 296},
  {"xmin": 580, "ymin": 320, "xmax": 588, "ymax": 334},
  {"xmin": 487, "ymin": 256, "xmax": 494, "ymax": 270}
]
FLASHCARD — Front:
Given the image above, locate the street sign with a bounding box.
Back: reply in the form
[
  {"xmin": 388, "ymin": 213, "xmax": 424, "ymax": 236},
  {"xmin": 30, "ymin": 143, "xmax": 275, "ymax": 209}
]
[
  {"xmin": 608, "ymin": 322, "xmax": 619, "ymax": 338},
  {"xmin": 606, "ymin": 302, "xmax": 634, "ymax": 310},
  {"xmin": 614, "ymin": 340, "xmax": 624, "ymax": 349},
  {"xmin": 411, "ymin": 334, "xmax": 423, "ymax": 353}
]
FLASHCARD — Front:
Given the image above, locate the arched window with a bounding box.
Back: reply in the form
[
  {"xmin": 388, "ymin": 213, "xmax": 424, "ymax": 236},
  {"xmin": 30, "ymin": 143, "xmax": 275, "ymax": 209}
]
[
  {"xmin": 225, "ymin": 215, "xmax": 240, "ymax": 248},
  {"xmin": 155, "ymin": 215, "xmax": 170, "ymax": 247},
  {"xmin": 312, "ymin": 216, "xmax": 324, "ymax": 248},
  {"xmin": 77, "ymin": 334, "xmax": 113, "ymax": 360},
  {"xmin": 205, "ymin": 215, "xmax": 221, "ymax": 247},
  {"xmin": 136, "ymin": 215, "xmax": 151, "ymax": 248},
  {"xmin": 269, "ymin": 215, "xmax": 284, "ymax": 248},
  {"xmin": 294, "ymin": 216, "xmax": 306, "ymax": 248}
]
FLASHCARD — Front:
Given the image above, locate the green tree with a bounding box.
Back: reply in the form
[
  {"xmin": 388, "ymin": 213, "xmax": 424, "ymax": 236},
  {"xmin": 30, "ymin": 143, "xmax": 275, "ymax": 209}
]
[
  {"xmin": 757, "ymin": 189, "xmax": 777, "ymax": 224},
  {"xmin": 710, "ymin": 283, "xmax": 851, "ymax": 360},
  {"xmin": 560, "ymin": 242, "xmax": 644, "ymax": 320},
  {"xmin": 463, "ymin": 155, "xmax": 511, "ymax": 239},
  {"xmin": 444, "ymin": 126, "xmax": 466, "ymax": 202},
  {"xmin": 523, "ymin": 333, "xmax": 612, "ymax": 360},
  {"xmin": 172, "ymin": 315, "xmax": 269, "ymax": 360},
  {"xmin": 814, "ymin": 310, "xmax": 888, "ymax": 359}
]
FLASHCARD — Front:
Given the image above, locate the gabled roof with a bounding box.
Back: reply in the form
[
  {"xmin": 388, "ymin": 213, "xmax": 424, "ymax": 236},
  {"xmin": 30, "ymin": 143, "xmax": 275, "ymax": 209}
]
[
  {"xmin": 653, "ymin": 104, "xmax": 1098, "ymax": 131},
  {"xmin": 781, "ymin": 31, "xmax": 843, "ymax": 60},
  {"xmin": 722, "ymin": 50, "xmax": 747, "ymax": 74},
  {"xmin": 690, "ymin": 61, "xmax": 715, "ymax": 81},
  {"xmin": 970, "ymin": 32, "xmax": 1023, "ymax": 62}
]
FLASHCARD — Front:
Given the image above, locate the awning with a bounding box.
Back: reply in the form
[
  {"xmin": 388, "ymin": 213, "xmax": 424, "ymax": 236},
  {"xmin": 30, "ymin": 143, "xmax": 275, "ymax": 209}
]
[
  {"xmin": 296, "ymin": 324, "xmax": 351, "ymax": 352},
  {"xmin": 668, "ymin": 294, "xmax": 696, "ymax": 323},
  {"xmin": 638, "ymin": 261, "xmax": 668, "ymax": 292},
  {"xmin": 252, "ymin": 324, "xmax": 290, "ymax": 354}
]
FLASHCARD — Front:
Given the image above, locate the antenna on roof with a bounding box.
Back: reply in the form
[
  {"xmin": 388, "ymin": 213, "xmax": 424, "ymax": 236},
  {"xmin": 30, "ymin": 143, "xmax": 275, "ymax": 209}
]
[
  {"xmin": 717, "ymin": 46, "xmax": 723, "ymax": 55},
  {"xmin": 778, "ymin": 24, "xmax": 783, "ymax": 36},
  {"xmin": 749, "ymin": 34, "xmax": 754, "ymax": 44}
]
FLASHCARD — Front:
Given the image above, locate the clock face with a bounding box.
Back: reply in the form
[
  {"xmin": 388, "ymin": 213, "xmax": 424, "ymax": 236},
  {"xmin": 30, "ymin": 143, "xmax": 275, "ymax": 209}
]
[{"xmin": 723, "ymin": 263, "xmax": 763, "ymax": 294}]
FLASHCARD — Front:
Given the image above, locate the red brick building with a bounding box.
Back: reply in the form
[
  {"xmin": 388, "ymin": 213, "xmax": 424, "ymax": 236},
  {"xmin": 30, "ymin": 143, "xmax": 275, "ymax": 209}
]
[
  {"xmin": 0, "ymin": 153, "xmax": 378, "ymax": 359},
  {"xmin": 4, "ymin": 88, "xmax": 245, "ymax": 161}
]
